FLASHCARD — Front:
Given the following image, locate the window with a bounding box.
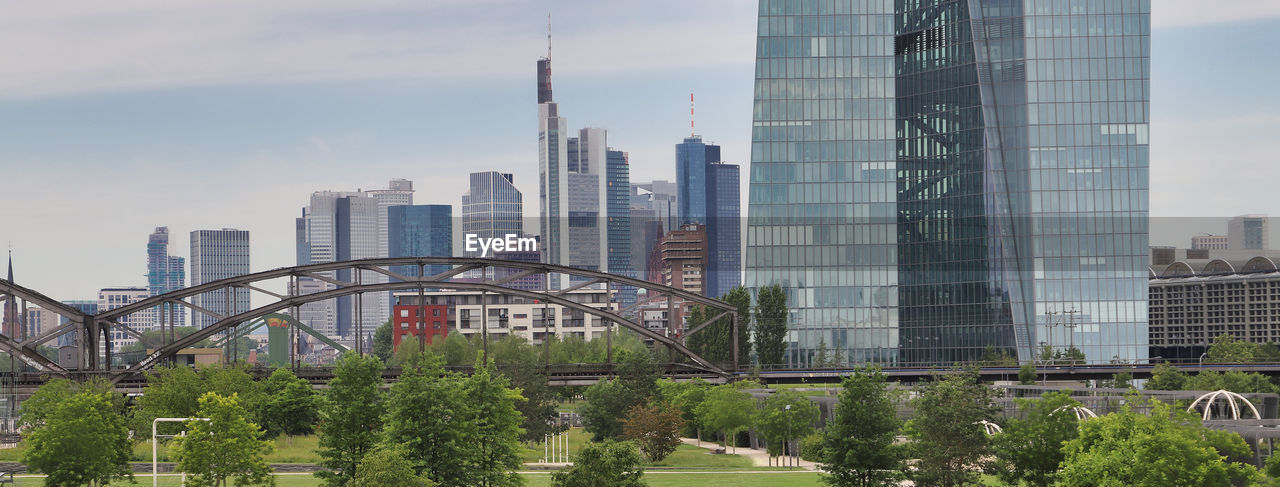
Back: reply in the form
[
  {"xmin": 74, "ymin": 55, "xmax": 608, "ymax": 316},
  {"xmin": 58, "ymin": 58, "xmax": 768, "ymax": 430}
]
[{"xmin": 400, "ymin": 309, "xmax": 409, "ymax": 318}]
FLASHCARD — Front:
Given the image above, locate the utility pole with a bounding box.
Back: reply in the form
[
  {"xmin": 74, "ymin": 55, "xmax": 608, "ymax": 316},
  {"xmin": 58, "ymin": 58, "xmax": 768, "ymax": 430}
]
[{"xmin": 1065, "ymin": 308, "xmax": 1079, "ymax": 365}]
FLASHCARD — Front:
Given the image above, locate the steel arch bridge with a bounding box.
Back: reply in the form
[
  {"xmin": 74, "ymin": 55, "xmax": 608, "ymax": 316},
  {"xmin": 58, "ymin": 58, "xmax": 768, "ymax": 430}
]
[{"xmin": 0, "ymin": 257, "xmax": 742, "ymax": 381}]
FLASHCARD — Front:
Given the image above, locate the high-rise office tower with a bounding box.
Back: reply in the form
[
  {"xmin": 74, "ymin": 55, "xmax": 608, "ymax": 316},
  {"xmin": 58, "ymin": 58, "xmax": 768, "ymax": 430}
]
[
  {"xmin": 388, "ymin": 205, "xmax": 453, "ymax": 278},
  {"xmin": 59, "ymin": 300, "xmax": 97, "ymax": 347},
  {"xmin": 147, "ymin": 227, "xmax": 186, "ymax": 327},
  {"xmin": 190, "ymin": 229, "xmax": 250, "ymax": 329},
  {"xmin": 99, "ymin": 287, "xmax": 153, "ymax": 351},
  {"xmin": 536, "ymin": 52, "xmax": 630, "ymax": 289},
  {"xmin": 296, "ymin": 191, "xmax": 382, "ymax": 338},
  {"xmin": 676, "ymin": 136, "xmax": 742, "ymax": 298},
  {"xmin": 745, "ymin": 0, "xmax": 1150, "ymax": 366},
  {"xmin": 1229, "ymin": 215, "xmax": 1269, "ymax": 251},
  {"xmin": 462, "ymin": 171, "xmax": 524, "ymax": 256}
]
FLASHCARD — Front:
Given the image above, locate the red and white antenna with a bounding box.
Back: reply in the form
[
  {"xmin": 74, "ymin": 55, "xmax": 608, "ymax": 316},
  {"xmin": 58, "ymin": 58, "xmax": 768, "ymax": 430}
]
[
  {"xmin": 547, "ymin": 13, "xmax": 553, "ymax": 60},
  {"xmin": 690, "ymin": 92, "xmax": 695, "ymax": 136}
]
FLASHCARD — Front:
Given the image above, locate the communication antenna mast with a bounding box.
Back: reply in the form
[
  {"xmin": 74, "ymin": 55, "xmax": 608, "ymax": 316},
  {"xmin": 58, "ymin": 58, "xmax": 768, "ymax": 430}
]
[
  {"xmin": 547, "ymin": 13, "xmax": 552, "ymax": 60},
  {"xmin": 690, "ymin": 92, "xmax": 695, "ymax": 136}
]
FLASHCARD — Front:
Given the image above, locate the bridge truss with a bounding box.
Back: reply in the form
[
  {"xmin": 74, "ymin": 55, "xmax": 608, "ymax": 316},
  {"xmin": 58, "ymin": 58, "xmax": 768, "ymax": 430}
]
[{"xmin": 0, "ymin": 257, "xmax": 741, "ymax": 381}]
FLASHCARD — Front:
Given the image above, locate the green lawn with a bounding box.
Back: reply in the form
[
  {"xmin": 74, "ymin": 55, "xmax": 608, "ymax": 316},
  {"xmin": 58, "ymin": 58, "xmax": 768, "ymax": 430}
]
[
  {"xmin": 121, "ymin": 434, "xmax": 323, "ymax": 463},
  {"xmin": 4, "ymin": 472, "xmax": 824, "ymax": 487}
]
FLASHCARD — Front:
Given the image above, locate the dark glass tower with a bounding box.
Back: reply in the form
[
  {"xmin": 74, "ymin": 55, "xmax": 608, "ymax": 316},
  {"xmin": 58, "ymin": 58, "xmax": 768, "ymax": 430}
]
[{"xmin": 745, "ymin": 0, "xmax": 1150, "ymax": 366}]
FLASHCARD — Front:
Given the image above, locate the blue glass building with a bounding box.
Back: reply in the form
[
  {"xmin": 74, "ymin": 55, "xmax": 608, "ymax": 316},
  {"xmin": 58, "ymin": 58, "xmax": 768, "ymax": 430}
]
[
  {"xmin": 388, "ymin": 204, "xmax": 453, "ymax": 278},
  {"xmin": 146, "ymin": 227, "xmax": 185, "ymax": 327},
  {"xmin": 677, "ymin": 137, "xmax": 743, "ymax": 298},
  {"xmin": 745, "ymin": 0, "xmax": 1150, "ymax": 366}
]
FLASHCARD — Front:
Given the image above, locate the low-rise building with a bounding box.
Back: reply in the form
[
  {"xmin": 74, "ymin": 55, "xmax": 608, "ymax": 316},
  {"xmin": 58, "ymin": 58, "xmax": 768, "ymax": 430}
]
[
  {"xmin": 1149, "ymin": 256, "xmax": 1280, "ymax": 361},
  {"xmin": 392, "ymin": 288, "xmax": 616, "ymax": 344}
]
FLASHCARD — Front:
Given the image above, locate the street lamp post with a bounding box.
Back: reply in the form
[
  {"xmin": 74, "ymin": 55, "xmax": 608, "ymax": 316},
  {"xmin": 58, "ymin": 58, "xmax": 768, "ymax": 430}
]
[
  {"xmin": 785, "ymin": 404, "xmax": 792, "ymax": 468},
  {"xmin": 153, "ymin": 417, "xmax": 209, "ymax": 487}
]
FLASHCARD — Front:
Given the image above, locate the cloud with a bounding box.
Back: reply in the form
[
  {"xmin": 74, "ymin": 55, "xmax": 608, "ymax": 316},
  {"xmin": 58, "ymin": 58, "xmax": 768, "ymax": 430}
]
[
  {"xmin": 0, "ymin": 0, "xmax": 756, "ymax": 100},
  {"xmin": 1149, "ymin": 112, "xmax": 1280, "ymax": 217},
  {"xmin": 1153, "ymin": 0, "xmax": 1280, "ymax": 29}
]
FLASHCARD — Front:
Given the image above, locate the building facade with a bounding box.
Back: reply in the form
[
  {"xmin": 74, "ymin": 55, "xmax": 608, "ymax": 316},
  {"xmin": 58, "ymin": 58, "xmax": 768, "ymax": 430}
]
[
  {"xmin": 1149, "ymin": 256, "xmax": 1280, "ymax": 361},
  {"xmin": 146, "ymin": 227, "xmax": 186, "ymax": 327},
  {"xmin": 390, "ymin": 302, "xmax": 449, "ymax": 350},
  {"xmin": 388, "ymin": 204, "xmax": 453, "ymax": 278},
  {"xmin": 462, "ymin": 171, "xmax": 524, "ymax": 256},
  {"xmin": 1230, "ymin": 215, "xmax": 1269, "ymax": 251},
  {"xmin": 745, "ymin": 0, "xmax": 1150, "ymax": 366},
  {"xmin": 190, "ymin": 229, "xmax": 250, "ymax": 329},
  {"xmin": 537, "ymin": 56, "xmax": 629, "ymax": 289},
  {"xmin": 296, "ymin": 191, "xmax": 383, "ymax": 338},
  {"xmin": 99, "ymin": 287, "xmax": 153, "ymax": 351},
  {"xmin": 1192, "ymin": 235, "xmax": 1229, "ymax": 251},
  {"xmin": 676, "ymin": 136, "xmax": 742, "ymax": 298},
  {"xmin": 393, "ymin": 288, "xmax": 615, "ymax": 344}
]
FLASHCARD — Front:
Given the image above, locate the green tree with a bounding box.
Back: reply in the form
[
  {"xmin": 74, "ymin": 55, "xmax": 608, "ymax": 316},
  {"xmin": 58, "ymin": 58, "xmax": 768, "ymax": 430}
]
[
  {"xmin": 905, "ymin": 370, "xmax": 1000, "ymax": 487},
  {"xmin": 820, "ymin": 368, "xmax": 903, "ymax": 487},
  {"xmin": 1018, "ymin": 363, "xmax": 1038, "ymax": 385},
  {"xmin": 550, "ymin": 440, "xmax": 647, "ymax": 487},
  {"xmin": 171, "ymin": 392, "xmax": 274, "ymax": 487},
  {"xmin": 695, "ymin": 384, "xmax": 755, "ymax": 453},
  {"xmin": 657, "ymin": 378, "xmax": 711, "ymax": 440},
  {"xmin": 990, "ymin": 391, "xmax": 1081, "ymax": 487},
  {"xmin": 621, "ymin": 403, "xmax": 685, "ymax": 462},
  {"xmin": 384, "ymin": 355, "xmax": 476, "ymax": 486},
  {"xmin": 978, "ymin": 346, "xmax": 1018, "ymax": 366},
  {"xmin": 261, "ymin": 368, "xmax": 319, "ymax": 440},
  {"xmin": 1058, "ymin": 400, "xmax": 1260, "ymax": 487},
  {"xmin": 490, "ymin": 335, "xmax": 561, "ymax": 443},
  {"xmin": 723, "ymin": 286, "xmax": 754, "ymax": 368},
  {"xmin": 353, "ymin": 445, "xmax": 436, "ymax": 487},
  {"xmin": 754, "ymin": 284, "xmax": 789, "ymax": 367},
  {"xmin": 1146, "ymin": 362, "xmax": 1187, "ymax": 390},
  {"xmin": 372, "ymin": 320, "xmax": 394, "ymax": 362},
  {"xmin": 22, "ymin": 390, "xmax": 133, "ymax": 487},
  {"xmin": 1187, "ymin": 369, "xmax": 1278, "ymax": 394},
  {"xmin": 812, "ymin": 338, "xmax": 832, "ymax": 368},
  {"xmin": 20, "ymin": 378, "xmax": 122, "ymax": 430},
  {"xmin": 435, "ymin": 332, "xmax": 476, "ymax": 366},
  {"xmin": 463, "ymin": 359, "xmax": 526, "ymax": 487},
  {"xmin": 1207, "ymin": 333, "xmax": 1258, "ymax": 363},
  {"xmin": 581, "ymin": 379, "xmax": 630, "ymax": 440},
  {"xmin": 754, "ymin": 390, "xmax": 819, "ymax": 463},
  {"xmin": 315, "ymin": 352, "xmax": 386, "ymax": 487},
  {"xmin": 134, "ymin": 364, "xmax": 205, "ymax": 434}
]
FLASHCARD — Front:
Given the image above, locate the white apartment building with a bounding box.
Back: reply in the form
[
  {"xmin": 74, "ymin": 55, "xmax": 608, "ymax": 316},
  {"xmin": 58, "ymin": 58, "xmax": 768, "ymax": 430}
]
[
  {"xmin": 393, "ymin": 288, "xmax": 616, "ymax": 344},
  {"xmin": 99, "ymin": 287, "xmax": 153, "ymax": 351}
]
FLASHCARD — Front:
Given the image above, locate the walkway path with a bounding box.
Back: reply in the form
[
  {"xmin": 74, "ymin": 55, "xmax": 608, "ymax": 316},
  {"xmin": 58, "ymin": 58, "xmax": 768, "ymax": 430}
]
[{"xmin": 679, "ymin": 437, "xmax": 820, "ymax": 471}]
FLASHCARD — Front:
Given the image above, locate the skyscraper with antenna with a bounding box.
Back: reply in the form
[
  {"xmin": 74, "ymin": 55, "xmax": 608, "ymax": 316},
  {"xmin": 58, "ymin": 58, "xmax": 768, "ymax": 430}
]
[{"xmin": 536, "ymin": 15, "xmax": 631, "ymax": 292}]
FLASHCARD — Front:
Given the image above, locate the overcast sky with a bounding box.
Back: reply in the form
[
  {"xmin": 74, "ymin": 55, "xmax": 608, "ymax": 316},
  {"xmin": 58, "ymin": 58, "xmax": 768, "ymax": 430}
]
[{"xmin": 2, "ymin": 0, "xmax": 1280, "ymax": 302}]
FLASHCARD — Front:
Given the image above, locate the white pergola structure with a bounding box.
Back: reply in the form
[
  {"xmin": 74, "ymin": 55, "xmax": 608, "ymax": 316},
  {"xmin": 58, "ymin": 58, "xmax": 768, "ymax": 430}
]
[
  {"xmin": 1188, "ymin": 390, "xmax": 1262, "ymax": 421},
  {"xmin": 977, "ymin": 420, "xmax": 1002, "ymax": 436},
  {"xmin": 1052, "ymin": 405, "xmax": 1100, "ymax": 421}
]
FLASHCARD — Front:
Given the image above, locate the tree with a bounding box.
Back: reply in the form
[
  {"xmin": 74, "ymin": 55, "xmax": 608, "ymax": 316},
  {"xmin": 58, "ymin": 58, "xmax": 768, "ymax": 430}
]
[
  {"xmin": 657, "ymin": 378, "xmax": 711, "ymax": 440},
  {"xmin": 550, "ymin": 440, "xmax": 646, "ymax": 487},
  {"xmin": 581, "ymin": 379, "xmax": 630, "ymax": 441},
  {"xmin": 20, "ymin": 378, "xmax": 122, "ymax": 430},
  {"xmin": 820, "ymin": 368, "xmax": 903, "ymax": 487},
  {"xmin": 1207, "ymin": 333, "xmax": 1258, "ymax": 363},
  {"xmin": 463, "ymin": 359, "xmax": 526, "ymax": 487},
  {"xmin": 621, "ymin": 403, "xmax": 685, "ymax": 462},
  {"xmin": 978, "ymin": 346, "xmax": 1018, "ymax": 366},
  {"xmin": 723, "ymin": 286, "xmax": 753, "ymax": 368},
  {"xmin": 372, "ymin": 320, "xmax": 394, "ymax": 362},
  {"xmin": 695, "ymin": 384, "xmax": 755, "ymax": 454},
  {"xmin": 1057, "ymin": 400, "xmax": 1260, "ymax": 487},
  {"xmin": 754, "ymin": 284, "xmax": 789, "ymax": 367},
  {"xmin": 435, "ymin": 332, "xmax": 476, "ymax": 366},
  {"xmin": 134, "ymin": 364, "xmax": 204, "ymax": 434},
  {"xmin": 905, "ymin": 370, "xmax": 1000, "ymax": 487},
  {"xmin": 384, "ymin": 355, "xmax": 476, "ymax": 486},
  {"xmin": 1146, "ymin": 362, "xmax": 1187, "ymax": 390},
  {"xmin": 261, "ymin": 368, "xmax": 319, "ymax": 440},
  {"xmin": 1018, "ymin": 363, "xmax": 1038, "ymax": 385},
  {"xmin": 170, "ymin": 392, "xmax": 274, "ymax": 487},
  {"xmin": 990, "ymin": 391, "xmax": 1081, "ymax": 487},
  {"xmin": 23, "ymin": 390, "xmax": 133, "ymax": 487},
  {"xmin": 754, "ymin": 390, "xmax": 819, "ymax": 464},
  {"xmin": 490, "ymin": 335, "xmax": 561, "ymax": 443},
  {"xmin": 1187, "ymin": 369, "xmax": 1278, "ymax": 394},
  {"xmin": 316, "ymin": 352, "xmax": 386, "ymax": 487},
  {"xmin": 353, "ymin": 445, "xmax": 436, "ymax": 487},
  {"xmin": 813, "ymin": 338, "xmax": 832, "ymax": 368}
]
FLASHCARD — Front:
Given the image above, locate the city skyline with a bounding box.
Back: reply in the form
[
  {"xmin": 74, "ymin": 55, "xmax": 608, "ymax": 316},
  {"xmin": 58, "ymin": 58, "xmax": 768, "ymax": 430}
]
[{"xmin": 2, "ymin": 0, "xmax": 1280, "ymax": 303}]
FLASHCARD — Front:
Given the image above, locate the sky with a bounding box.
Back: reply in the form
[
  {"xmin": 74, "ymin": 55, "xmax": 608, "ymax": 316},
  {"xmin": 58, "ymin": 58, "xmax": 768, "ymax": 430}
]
[{"xmin": 2, "ymin": 0, "xmax": 1280, "ymax": 303}]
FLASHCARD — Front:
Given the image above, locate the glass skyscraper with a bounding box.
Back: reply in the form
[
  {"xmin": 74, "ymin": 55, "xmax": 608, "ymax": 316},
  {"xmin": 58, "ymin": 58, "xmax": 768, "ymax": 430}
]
[
  {"xmin": 745, "ymin": 0, "xmax": 1149, "ymax": 366},
  {"xmin": 190, "ymin": 229, "xmax": 250, "ymax": 330},
  {"xmin": 462, "ymin": 171, "xmax": 523, "ymax": 257},
  {"xmin": 388, "ymin": 204, "xmax": 453, "ymax": 278},
  {"xmin": 147, "ymin": 227, "xmax": 185, "ymax": 327},
  {"xmin": 677, "ymin": 136, "xmax": 743, "ymax": 298}
]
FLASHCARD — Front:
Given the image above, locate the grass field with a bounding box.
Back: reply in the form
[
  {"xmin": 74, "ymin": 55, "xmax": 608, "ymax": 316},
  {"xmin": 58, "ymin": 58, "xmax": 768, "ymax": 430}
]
[{"xmin": 0, "ymin": 471, "xmax": 825, "ymax": 487}]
